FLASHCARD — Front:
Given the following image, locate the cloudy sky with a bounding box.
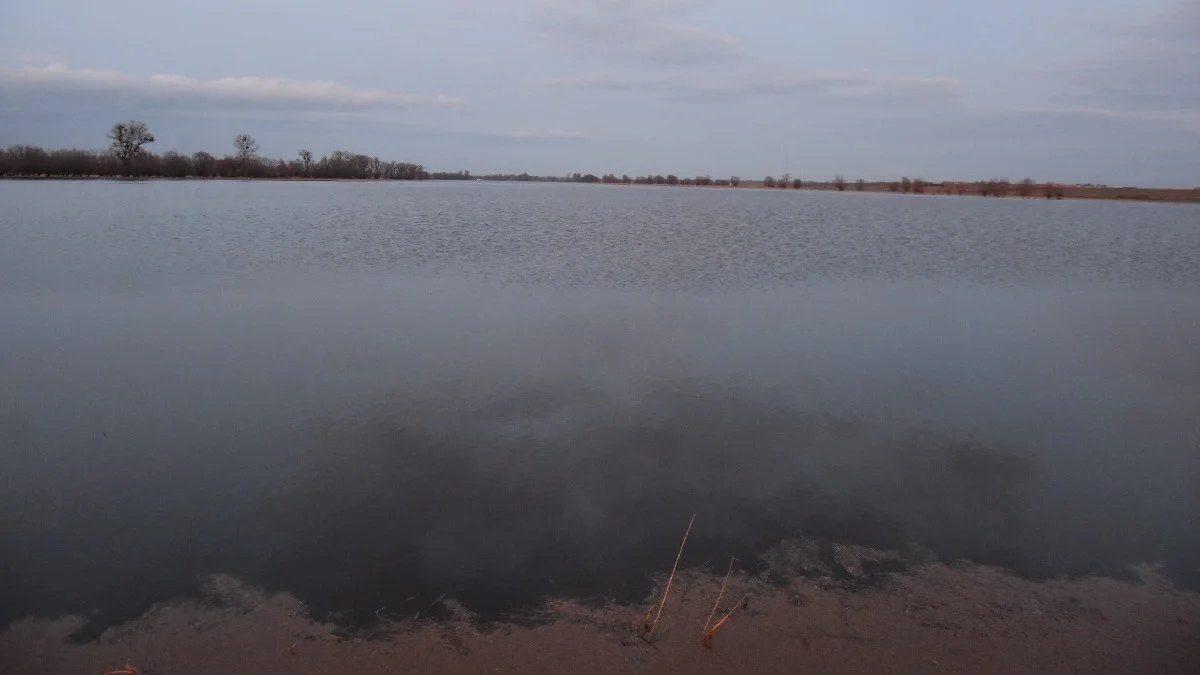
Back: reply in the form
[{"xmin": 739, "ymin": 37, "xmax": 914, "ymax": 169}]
[{"xmin": 1, "ymin": 0, "xmax": 1197, "ymax": 185}]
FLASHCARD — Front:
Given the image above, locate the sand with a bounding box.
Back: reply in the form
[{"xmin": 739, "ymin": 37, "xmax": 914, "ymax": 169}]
[{"xmin": 3, "ymin": 549, "xmax": 1198, "ymax": 675}]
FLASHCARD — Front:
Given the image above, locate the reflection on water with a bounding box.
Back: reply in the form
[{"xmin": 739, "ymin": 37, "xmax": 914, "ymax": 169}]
[{"xmin": 0, "ymin": 181, "xmax": 1197, "ymax": 639}]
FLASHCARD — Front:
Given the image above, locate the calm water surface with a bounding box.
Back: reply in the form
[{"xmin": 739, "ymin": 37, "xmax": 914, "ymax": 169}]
[{"xmin": 1, "ymin": 181, "xmax": 1198, "ymax": 637}]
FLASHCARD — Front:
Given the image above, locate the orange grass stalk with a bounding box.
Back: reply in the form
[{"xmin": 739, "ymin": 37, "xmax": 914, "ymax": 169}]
[
  {"xmin": 702, "ymin": 594, "xmax": 749, "ymax": 648},
  {"xmin": 645, "ymin": 513, "xmax": 696, "ymax": 641},
  {"xmin": 701, "ymin": 557, "xmax": 734, "ymax": 635}
]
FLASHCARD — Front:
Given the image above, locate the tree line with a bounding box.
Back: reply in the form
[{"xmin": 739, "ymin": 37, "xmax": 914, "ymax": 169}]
[
  {"xmin": 891, "ymin": 177, "xmax": 1066, "ymax": 199},
  {"xmin": 559, "ymin": 173, "xmax": 740, "ymax": 186},
  {"xmin": 0, "ymin": 121, "xmax": 428, "ymax": 180},
  {"xmin": 1, "ymin": 120, "xmax": 1072, "ymax": 199}
]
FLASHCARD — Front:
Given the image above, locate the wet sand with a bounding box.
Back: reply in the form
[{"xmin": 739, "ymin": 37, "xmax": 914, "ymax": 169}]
[{"xmin": 4, "ymin": 549, "xmax": 1197, "ymax": 675}]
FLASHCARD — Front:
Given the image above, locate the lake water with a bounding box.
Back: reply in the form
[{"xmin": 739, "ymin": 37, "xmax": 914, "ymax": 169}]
[{"xmin": 1, "ymin": 180, "xmax": 1198, "ymax": 638}]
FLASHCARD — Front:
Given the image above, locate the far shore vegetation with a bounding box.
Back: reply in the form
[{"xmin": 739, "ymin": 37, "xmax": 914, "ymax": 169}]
[{"xmin": 2, "ymin": 121, "xmax": 1198, "ymax": 204}]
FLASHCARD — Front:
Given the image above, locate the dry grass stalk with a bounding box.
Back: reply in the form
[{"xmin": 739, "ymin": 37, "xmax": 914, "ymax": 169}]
[
  {"xmin": 644, "ymin": 513, "xmax": 696, "ymax": 641},
  {"xmin": 701, "ymin": 557, "xmax": 735, "ymax": 635},
  {"xmin": 702, "ymin": 594, "xmax": 749, "ymax": 648}
]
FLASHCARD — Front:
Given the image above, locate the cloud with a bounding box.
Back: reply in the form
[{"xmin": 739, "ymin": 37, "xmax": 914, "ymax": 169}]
[
  {"xmin": 0, "ymin": 63, "xmax": 464, "ymax": 109},
  {"xmin": 549, "ymin": 70, "xmax": 963, "ymax": 103},
  {"xmin": 850, "ymin": 104, "xmax": 1200, "ymax": 160},
  {"xmin": 1036, "ymin": 106, "xmax": 1200, "ymax": 134},
  {"xmin": 547, "ymin": 75, "xmax": 645, "ymax": 91},
  {"xmin": 531, "ymin": 0, "xmax": 960, "ymax": 108},
  {"xmin": 639, "ymin": 24, "xmax": 747, "ymax": 66},
  {"xmin": 503, "ymin": 130, "xmax": 588, "ymax": 141},
  {"xmin": 532, "ymin": 0, "xmax": 747, "ymax": 66},
  {"xmin": 1050, "ymin": 1, "xmax": 1199, "ymax": 129}
]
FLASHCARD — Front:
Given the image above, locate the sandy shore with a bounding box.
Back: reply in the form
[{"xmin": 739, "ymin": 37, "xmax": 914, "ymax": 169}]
[{"xmin": 4, "ymin": 545, "xmax": 1197, "ymax": 675}]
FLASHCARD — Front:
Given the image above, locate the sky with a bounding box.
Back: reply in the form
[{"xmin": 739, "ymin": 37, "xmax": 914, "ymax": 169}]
[{"xmin": 0, "ymin": 0, "xmax": 1197, "ymax": 185}]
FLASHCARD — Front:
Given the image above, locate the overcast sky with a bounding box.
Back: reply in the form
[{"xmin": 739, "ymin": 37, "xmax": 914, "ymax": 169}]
[{"xmin": 1, "ymin": 0, "xmax": 1197, "ymax": 185}]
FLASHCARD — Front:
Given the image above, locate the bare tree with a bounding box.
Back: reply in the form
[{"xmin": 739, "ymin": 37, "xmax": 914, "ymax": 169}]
[
  {"xmin": 900, "ymin": 176, "xmax": 912, "ymax": 193},
  {"xmin": 1018, "ymin": 177, "xmax": 1036, "ymax": 198},
  {"xmin": 298, "ymin": 149, "xmax": 313, "ymax": 177},
  {"xmin": 855, "ymin": 178, "xmax": 866, "ymax": 191},
  {"xmin": 833, "ymin": 174, "xmax": 846, "ymax": 191},
  {"xmin": 730, "ymin": 176, "xmax": 741, "ymax": 187},
  {"xmin": 792, "ymin": 178, "xmax": 803, "ymax": 189},
  {"xmin": 191, "ymin": 151, "xmax": 214, "ymax": 177},
  {"xmin": 912, "ymin": 178, "xmax": 926, "ymax": 194},
  {"xmin": 107, "ymin": 121, "xmax": 155, "ymax": 177},
  {"xmin": 161, "ymin": 151, "xmax": 190, "ymax": 178},
  {"xmin": 764, "ymin": 176, "xmax": 777, "ymax": 188},
  {"xmin": 888, "ymin": 182, "xmax": 899, "ymax": 192},
  {"xmin": 234, "ymin": 134, "xmax": 258, "ymax": 176}
]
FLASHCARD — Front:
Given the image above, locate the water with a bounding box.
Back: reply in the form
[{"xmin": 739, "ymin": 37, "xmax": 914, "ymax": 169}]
[{"xmin": 1, "ymin": 180, "xmax": 1198, "ymax": 638}]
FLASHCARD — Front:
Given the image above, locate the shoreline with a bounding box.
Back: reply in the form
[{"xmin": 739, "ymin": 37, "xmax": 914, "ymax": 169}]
[
  {"xmin": 4, "ymin": 545, "xmax": 1198, "ymax": 674},
  {"xmin": 3, "ymin": 175, "xmax": 1199, "ymax": 204}
]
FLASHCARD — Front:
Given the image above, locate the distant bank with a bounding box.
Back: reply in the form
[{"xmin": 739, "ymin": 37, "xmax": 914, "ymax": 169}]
[
  {"xmin": 4, "ymin": 120, "xmax": 1198, "ymax": 204},
  {"xmin": 4, "ymin": 173, "xmax": 1198, "ymax": 204}
]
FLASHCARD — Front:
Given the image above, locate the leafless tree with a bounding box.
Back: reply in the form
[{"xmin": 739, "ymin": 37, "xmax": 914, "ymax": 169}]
[
  {"xmin": 764, "ymin": 176, "xmax": 777, "ymax": 188},
  {"xmin": 161, "ymin": 151, "xmax": 190, "ymax": 178},
  {"xmin": 913, "ymin": 178, "xmax": 926, "ymax": 194},
  {"xmin": 107, "ymin": 121, "xmax": 155, "ymax": 177},
  {"xmin": 234, "ymin": 134, "xmax": 258, "ymax": 175},
  {"xmin": 888, "ymin": 182, "xmax": 899, "ymax": 192},
  {"xmin": 1018, "ymin": 177, "xmax": 1036, "ymax": 198},
  {"xmin": 1043, "ymin": 182, "xmax": 1066, "ymax": 199},
  {"xmin": 730, "ymin": 176, "xmax": 741, "ymax": 187},
  {"xmin": 191, "ymin": 151, "xmax": 215, "ymax": 177},
  {"xmin": 792, "ymin": 178, "xmax": 803, "ymax": 189},
  {"xmin": 901, "ymin": 176, "xmax": 912, "ymax": 193},
  {"xmin": 298, "ymin": 149, "xmax": 313, "ymax": 176},
  {"xmin": 833, "ymin": 174, "xmax": 846, "ymax": 191},
  {"xmin": 855, "ymin": 178, "xmax": 866, "ymax": 191}
]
